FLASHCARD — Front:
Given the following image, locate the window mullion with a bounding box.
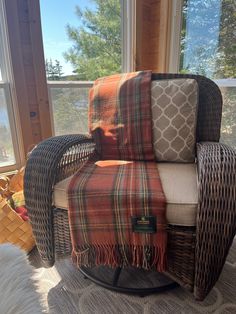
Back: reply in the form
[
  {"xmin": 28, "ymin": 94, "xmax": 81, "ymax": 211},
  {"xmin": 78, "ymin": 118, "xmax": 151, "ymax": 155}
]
[
  {"xmin": 168, "ymin": 0, "xmax": 183, "ymax": 72},
  {"xmin": 121, "ymin": 0, "xmax": 136, "ymax": 72}
]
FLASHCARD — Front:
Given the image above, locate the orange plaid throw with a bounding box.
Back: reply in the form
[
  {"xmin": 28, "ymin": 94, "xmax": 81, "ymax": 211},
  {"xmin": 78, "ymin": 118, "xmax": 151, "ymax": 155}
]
[
  {"xmin": 68, "ymin": 71, "xmax": 167, "ymax": 271},
  {"xmin": 89, "ymin": 71, "xmax": 155, "ymax": 160}
]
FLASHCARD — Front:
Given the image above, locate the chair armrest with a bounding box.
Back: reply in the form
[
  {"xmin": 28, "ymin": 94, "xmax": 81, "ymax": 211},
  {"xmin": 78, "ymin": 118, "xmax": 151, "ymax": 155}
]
[
  {"xmin": 24, "ymin": 134, "xmax": 95, "ymax": 267},
  {"xmin": 195, "ymin": 142, "xmax": 236, "ymax": 300}
]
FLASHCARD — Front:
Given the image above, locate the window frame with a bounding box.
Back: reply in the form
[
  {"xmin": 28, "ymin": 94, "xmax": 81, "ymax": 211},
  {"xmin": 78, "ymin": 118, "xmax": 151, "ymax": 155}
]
[
  {"xmin": 0, "ymin": 0, "xmax": 24, "ymax": 173},
  {"xmin": 121, "ymin": 0, "xmax": 136, "ymax": 72},
  {"xmin": 168, "ymin": 0, "xmax": 183, "ymax": 73}
]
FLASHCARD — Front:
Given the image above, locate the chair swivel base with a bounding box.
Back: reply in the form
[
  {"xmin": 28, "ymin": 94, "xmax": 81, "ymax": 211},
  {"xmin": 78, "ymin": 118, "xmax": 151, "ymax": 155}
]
[{"xmin": 79, "ymin": 266, "xmax": 179, "ymax": 297}]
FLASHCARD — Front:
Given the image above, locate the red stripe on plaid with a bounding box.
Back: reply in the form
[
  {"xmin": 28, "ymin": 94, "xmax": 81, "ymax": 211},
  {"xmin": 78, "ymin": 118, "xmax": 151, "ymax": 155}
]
[
  {"xmin": 68, "ymin": 160, "xmax": 167, "ymax": 271},
  {"xmin": 89, "ymin": 71, "xmax": 154, "ymax": 161}
]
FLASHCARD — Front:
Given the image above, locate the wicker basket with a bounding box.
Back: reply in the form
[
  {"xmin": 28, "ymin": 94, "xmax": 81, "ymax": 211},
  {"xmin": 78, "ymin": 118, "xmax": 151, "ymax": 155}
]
[{"xmin": 0, "ymin": 197, "xmax": 35, "ymax": 252}]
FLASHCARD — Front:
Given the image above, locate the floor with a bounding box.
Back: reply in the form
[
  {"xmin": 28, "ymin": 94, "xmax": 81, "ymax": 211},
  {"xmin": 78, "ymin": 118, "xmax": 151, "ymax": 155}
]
[{"xmin": 30, "ymin": 239, "xmax": 236, "ymax": 314}]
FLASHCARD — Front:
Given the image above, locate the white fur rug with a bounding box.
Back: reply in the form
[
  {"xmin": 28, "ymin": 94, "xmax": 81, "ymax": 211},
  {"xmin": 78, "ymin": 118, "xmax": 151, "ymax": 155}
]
[{"xmin": 0, "ymin": 244, "xmax": 46, "ymax": 314}]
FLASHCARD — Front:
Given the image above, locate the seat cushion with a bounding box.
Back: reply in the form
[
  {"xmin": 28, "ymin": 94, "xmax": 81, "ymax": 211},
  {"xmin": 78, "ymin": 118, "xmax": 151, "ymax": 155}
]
[{"xmin": 53, "ymin": 163, "xmax": 198, "ymax": 226}]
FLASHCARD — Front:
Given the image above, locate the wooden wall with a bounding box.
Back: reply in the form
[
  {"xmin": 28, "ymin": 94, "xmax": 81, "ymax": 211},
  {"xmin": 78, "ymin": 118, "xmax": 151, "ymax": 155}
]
[
  {"xmin": 4, "ymin": 0, "xmax": 52, "ymax": 157},
  {"xmin": 135, "ymin": 0, "xmax": 172, "ymax": 72}
]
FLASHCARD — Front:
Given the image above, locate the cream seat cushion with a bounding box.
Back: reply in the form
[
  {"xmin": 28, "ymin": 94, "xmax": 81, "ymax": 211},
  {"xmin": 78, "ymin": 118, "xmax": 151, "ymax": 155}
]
[{"xmin": 53, "ymin": 163, "xmax": 198, "ymax": 226}]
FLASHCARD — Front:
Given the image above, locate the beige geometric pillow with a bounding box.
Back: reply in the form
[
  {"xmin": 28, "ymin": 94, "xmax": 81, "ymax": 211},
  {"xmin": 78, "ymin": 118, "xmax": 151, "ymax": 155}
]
[{"xmin": 151, "ymin": 79, "xmax": 198, "ymax": 162}]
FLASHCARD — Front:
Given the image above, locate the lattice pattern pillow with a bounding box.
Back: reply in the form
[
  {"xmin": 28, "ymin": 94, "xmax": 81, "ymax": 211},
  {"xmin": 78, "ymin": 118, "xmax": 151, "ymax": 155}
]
[{"xmin": 151, "ymin": 79, "xmax": 198, "ymax": 162}]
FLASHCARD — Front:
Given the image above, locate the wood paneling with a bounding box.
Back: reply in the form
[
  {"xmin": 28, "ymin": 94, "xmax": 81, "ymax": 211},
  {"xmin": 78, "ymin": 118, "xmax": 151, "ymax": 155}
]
[
  {"xmin": 135, "ymin": 0, "xmax": 172, "ymax": 72},
  {"xmin": 28, "ymin": 0, "xmax": 52, "ymax": 140},
  {"xmin": 4, "ymin": 0, "xmax": 52, "ymax": 157}
]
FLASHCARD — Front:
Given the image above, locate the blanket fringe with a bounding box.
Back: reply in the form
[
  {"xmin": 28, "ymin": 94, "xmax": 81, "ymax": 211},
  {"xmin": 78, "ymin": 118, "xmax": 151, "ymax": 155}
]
[{"xmin": 72, "ymin": 241, "xmax": 167, "ymax": 272}]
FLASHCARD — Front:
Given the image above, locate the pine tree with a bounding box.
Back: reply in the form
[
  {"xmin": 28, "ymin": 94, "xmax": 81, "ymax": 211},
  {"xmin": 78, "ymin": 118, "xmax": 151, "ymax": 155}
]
[
  {"xmin": 45, "ymin": 58, "xmax": 64, "ymax": 80},
  {"xmin": 64, "ymin": 0, "xmax": 121, "ymax": 80}
]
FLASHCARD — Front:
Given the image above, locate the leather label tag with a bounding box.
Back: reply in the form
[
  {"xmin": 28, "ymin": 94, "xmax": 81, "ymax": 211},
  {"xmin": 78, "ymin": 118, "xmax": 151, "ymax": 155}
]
[{"xmin": 131, "ymin": 216, "xmax": 157, "ymax": 233}]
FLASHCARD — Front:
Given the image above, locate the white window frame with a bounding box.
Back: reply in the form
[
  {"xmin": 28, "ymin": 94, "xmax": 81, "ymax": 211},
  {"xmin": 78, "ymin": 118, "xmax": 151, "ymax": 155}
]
[
  {"xmin": 0, "ymin": 0, "xmax": 24, "ymax": 173},
  {"xmin": 168, "ymin": 0, "xmax": 183, "ymax": 73},
  {"xmin": 121, "ymin": 0, "xmax": 136, "ymax": 72}
]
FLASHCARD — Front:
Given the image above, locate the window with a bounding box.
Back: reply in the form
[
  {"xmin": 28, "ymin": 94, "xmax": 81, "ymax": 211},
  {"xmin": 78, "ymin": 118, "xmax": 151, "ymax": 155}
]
[
  {"xmin": 0, "ymin": 86, "xmax": 16, "ymax": 168},
  {"xmin": 48, "ymin": 81, "xmax": 93, "ymax": 136},
  {"xmin": 40, "ymin": 0, "xmax": 122, "ymax": 135},
  {"xmin": 170, "ymin": 0, "xmax": 236, "ymax": 148},
  {"xmin": 40, "ymin": 0, "xmax": 134, "ymax": 136},
  {"xmin": 0, "ymin": 2, "xmax": 22, "ymax": 172}
]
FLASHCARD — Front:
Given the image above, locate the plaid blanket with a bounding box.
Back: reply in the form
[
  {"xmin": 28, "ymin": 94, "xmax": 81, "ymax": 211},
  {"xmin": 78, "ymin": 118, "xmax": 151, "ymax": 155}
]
[
  {"xmin": 68, "ymin": 160, "xmax": 167, "ymax": 271},
  {"xmin": 68, "ymin": 71, "xmax": 167, "ymax": 271},
  {"xmin": 89, "ymin": 71, "xmax": 154, "ymax": 160}
]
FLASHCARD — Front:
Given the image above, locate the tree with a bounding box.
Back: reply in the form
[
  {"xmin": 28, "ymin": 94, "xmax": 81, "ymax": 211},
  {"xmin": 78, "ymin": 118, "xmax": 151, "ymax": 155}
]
[
  {"xmin": 45, "ymin": 59, "xmax": 64, "ymax": 80},
  {"xmin": 0, "ymin": 124, "xmax": 13, "ymax": 162},
  {"xmin": 64, "ymin": 0, "xmax": 121, "ymax": 80},
  {"xmin": 214, "ymin": 0, "xmax": 236, "ymax": 149},
  {"xmin": 179, "ymin": 0, "xmax": 236, "ymax": 149},
  {"xmin": 220, "ymin": 87, "xmax": 236, "ymax": 149},
  {"xmin": 214, "ymin": 0, "xmax": 236, "ymax": 79},
  {"xmin": 180, "ymin": 0, "xmax": 223, "ymax": 77},
  {"xmin": 180, "ymin": 0, "xmax": 236, "ymax": 79},
  {"xmin": 52, "ymin": 88, "xmax": 89, "ymax": 135}
]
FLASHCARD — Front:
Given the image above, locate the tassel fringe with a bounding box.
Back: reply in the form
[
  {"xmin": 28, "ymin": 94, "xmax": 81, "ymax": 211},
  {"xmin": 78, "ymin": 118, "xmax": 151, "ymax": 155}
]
[{"xmin": 72, "ymin": 242, "xmax": 167, "ymax": 272}]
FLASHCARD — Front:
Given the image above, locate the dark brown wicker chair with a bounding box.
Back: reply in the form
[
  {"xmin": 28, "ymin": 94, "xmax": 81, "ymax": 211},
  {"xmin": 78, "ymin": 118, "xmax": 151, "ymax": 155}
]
[{"xmin": 24, "ymin": 73, "xmax": 236, "ymax": 301}]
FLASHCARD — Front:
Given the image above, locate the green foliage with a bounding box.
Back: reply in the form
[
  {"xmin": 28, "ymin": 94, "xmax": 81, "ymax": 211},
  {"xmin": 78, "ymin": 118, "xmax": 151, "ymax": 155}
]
[
  {"xmin": 180, "ymin": 0, "xmax": 236, "ymax": 148},
  {"xmin": 0, "ymin": 123, "xmax": 14, "ymax": 163},
  {"xmin": 51, "ymin": 88, "xmax": 89, "ymax": 135},
  {"xmin": 216, "ymin": 0, "xmax": 236, "ymax": 148},
  {"xmin": 0, "ymin": 92, "xmax": 14, "ymax": 163},
  {"xmin": 214, "ymin": 0, "xmax": 236, "ymax": 78},
  {"xmin": 45, "ymin": 59, "xmax": 64, "ymax": 80},
  {"xmin": 220, "ymin": 87, "xmax": 236, "ymax": 149},
  {"xmin": 180, "ymin": 0, "xmax": 236, "ymax": 79},
  {"xmin": 64, "ymin": 0, "xmax": 121, "ymax": 80}
]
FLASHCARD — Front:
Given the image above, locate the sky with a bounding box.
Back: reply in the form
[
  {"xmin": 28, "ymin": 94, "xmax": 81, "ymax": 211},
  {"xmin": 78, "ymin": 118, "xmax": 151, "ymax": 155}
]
[{"xmin": 40, "ymin": 0, "xmax": 95, "ymax": 75}]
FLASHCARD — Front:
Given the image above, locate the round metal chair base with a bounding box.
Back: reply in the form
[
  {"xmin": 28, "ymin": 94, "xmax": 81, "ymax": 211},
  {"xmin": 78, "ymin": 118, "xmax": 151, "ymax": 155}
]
[{"xmin": 79, "ymin": 266, "xmax": 179, "ymax": 297}]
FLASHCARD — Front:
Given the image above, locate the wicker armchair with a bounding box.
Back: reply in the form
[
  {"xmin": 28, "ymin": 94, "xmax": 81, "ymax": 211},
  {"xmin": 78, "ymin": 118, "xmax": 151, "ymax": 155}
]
[{"xmin": 24, "ymin": 73, "xmax": 236, "ymax": 301}]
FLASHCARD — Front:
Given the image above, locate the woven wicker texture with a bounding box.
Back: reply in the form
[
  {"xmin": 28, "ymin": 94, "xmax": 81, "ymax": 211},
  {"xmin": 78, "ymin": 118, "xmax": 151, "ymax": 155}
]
[
  {"xmin": 24, "ymin": 134, "xmax": 95, "ymax": 266},
  {"xmin": 24, "ymin": 74, "xmax": 235, "ymax": 301},
  {"xmin": 166, "ymin": 225, "xmax": 195, "ymax": 290},
  {"xmin": 195, "ymin": 142, "xmax": 236, "ymax": 300},
  {"xmin": 0, "ymin": 198, "xmax": 35, "ymax": 252}
]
